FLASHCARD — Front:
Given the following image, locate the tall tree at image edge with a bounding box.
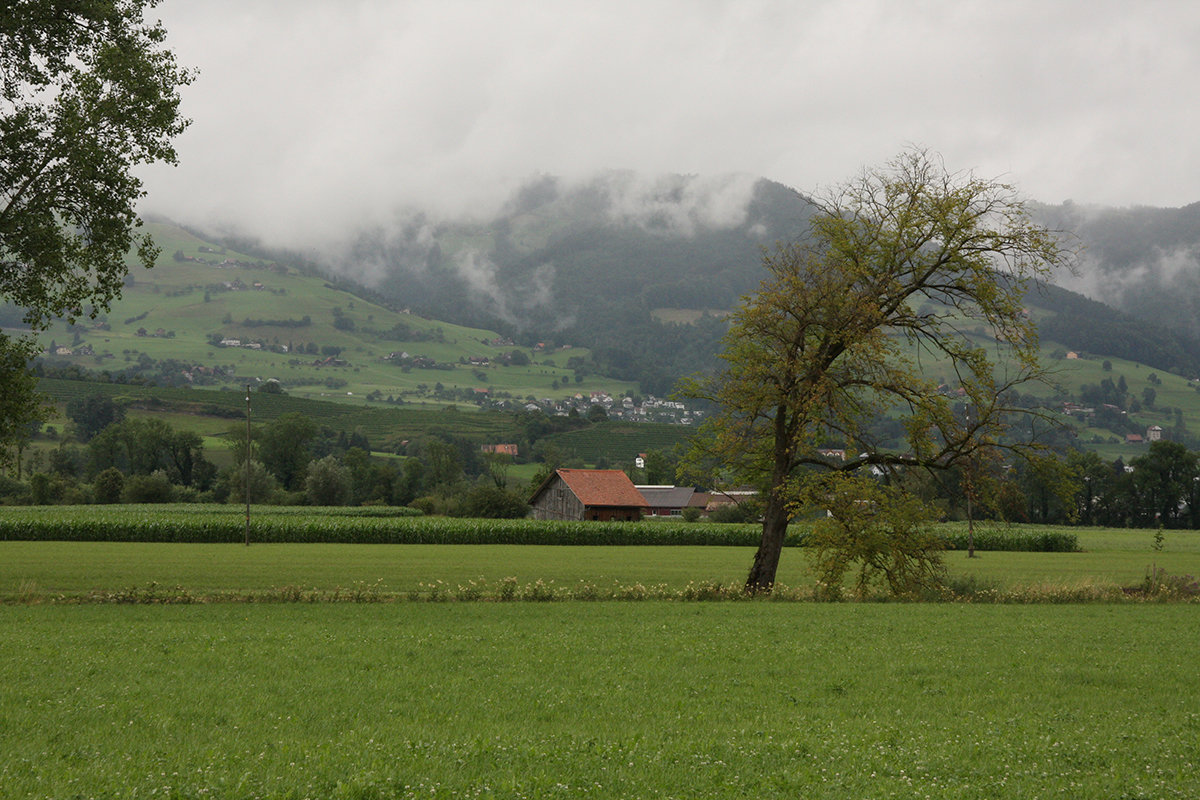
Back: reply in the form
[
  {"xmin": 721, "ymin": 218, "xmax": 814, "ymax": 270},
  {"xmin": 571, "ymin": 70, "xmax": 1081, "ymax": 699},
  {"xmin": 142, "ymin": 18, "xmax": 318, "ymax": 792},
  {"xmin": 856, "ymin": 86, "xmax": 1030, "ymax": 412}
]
[{"xmin": 0, "ymin": 0, "xmax": 193, "ymax": 459}]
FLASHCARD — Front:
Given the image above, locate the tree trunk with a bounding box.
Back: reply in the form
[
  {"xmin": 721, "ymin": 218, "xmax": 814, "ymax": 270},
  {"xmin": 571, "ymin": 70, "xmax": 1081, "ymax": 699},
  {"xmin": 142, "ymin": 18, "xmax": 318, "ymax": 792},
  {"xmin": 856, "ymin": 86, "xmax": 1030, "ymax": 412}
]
[
  {"xmin": 745, "ymin": 491, "xmax": 790, "ymax": 593},
  {"xmin": 745, "ymin": 405, "xmax": 795, "ymax": 594}
]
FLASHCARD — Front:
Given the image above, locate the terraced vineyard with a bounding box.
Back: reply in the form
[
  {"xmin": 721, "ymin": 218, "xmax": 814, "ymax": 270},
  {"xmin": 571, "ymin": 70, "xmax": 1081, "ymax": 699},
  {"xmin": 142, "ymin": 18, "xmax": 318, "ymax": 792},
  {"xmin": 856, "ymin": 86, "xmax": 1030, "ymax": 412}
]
[
  {"xmin": 544, "ymin": 423, "xmax": 693, "ymax": 464},
  {"xmin": 38, "ymin": 377, "xmax": 523, "ymax": 445}
]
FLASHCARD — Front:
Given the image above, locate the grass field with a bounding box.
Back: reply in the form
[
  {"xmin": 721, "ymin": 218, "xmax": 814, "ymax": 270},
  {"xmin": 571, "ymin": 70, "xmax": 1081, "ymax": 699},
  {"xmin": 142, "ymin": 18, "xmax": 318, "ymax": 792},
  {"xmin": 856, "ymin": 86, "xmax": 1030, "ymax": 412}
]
[
  {"xmin": 3, "ymin": 527, "xmax": 1199, "ymax": 798},
  {"xmin": 2, "ymin": 603, "xmax": 1198, "ymax": 799},
  {"xmin": 2, "ymin": 525, "xmax": 1198, "ymax": 600}
]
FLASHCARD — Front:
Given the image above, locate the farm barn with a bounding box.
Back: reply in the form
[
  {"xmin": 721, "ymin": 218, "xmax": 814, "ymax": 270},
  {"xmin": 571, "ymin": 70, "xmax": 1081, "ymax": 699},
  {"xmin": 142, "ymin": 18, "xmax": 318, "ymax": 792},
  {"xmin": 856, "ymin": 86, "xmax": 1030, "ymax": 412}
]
[{"xmin": 530, "ymin": 469, "xmax": 649, "ymax": 521}]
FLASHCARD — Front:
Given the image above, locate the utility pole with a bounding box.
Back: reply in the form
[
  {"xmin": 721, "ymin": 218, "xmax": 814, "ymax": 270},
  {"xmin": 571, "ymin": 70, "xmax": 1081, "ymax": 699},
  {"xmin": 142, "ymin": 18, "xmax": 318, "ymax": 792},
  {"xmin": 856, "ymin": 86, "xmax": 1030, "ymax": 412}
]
[
  {"xmin": 964, "ymin": 410, "xmax": 976, "ymax": 558},
  {"xmin": 245, "ymin": 385, "xmax": 251, "ymax": 547},
  {"xmin": 966, "ymin": 478, "xmax": 975, "ymax": 558}
]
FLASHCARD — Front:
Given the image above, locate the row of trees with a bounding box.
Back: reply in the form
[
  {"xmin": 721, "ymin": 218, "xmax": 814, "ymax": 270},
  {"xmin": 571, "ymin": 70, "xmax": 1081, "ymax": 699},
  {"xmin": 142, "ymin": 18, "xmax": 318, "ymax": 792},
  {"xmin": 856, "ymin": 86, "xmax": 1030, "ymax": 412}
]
[
  {"xmin": 12, "ymin": 399, "xmax": 525, "ymax": 515},
  {"xmin": 35, "ymin": 386, "xmax": 1200, "ymax": 532},
  {"xmin": 999, "ymin": 441, "xmax": 1200, "ymax": 530}
]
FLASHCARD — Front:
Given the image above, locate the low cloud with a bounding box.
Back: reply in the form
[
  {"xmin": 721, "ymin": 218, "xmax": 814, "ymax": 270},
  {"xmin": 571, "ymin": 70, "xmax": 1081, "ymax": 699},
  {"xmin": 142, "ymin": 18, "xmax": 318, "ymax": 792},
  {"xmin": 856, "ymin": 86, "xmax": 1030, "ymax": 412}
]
[
  {"xmin": 596, "ymin": 172, "xmax": 760, "ymax": 235},
  {"xmin": 140, "ymin": 0, "xmax": 1200, "ymax": 258},
  {"xmin": 452, "ymin": 250, "xmax": 563, "ymax": 328}
]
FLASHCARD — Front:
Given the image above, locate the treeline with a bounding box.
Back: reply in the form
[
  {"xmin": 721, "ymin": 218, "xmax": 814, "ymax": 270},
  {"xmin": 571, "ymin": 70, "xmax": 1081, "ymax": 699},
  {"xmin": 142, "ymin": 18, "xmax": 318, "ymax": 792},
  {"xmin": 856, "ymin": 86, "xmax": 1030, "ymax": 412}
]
[
  {"xmin": 1033, "ymin": 283, "xmax": 1200, "ymax": 377},
  {"xmin": 361, "ymin": 320, "xmax": 444, "ymax": 343},
  {"xmin": 8, "ymin": 396, "xmax": 529, "ymax": 517},
  {"xmin": 36, "ymin": 357, "xmax": 225, "ymax": 388},
  {"xmin": 240, "ymin": 315, "xmax": 311, "ymax": 328},
  {"xmin": 950, "ymin": 440, "xmax": 1200, "ymax": 529}
]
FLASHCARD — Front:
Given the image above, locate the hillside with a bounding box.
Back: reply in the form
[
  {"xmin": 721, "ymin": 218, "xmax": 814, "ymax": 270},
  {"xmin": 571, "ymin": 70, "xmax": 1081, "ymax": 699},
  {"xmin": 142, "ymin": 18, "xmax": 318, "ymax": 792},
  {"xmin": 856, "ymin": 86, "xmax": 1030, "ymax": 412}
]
[
  {"xmin": 298, "ymin": 173, "xmax": 1200, "ymax": 397},
  {"xmin": 27, "ymin": 221, "xmax": 642, "ymax": 411},
  {"xmin": 23, "ymin": 174, "xmax": 1200, "ymax": 463},
  {"xmin": 1034, "ymin": 200, "xmax": 1200, "ymax": 342}
]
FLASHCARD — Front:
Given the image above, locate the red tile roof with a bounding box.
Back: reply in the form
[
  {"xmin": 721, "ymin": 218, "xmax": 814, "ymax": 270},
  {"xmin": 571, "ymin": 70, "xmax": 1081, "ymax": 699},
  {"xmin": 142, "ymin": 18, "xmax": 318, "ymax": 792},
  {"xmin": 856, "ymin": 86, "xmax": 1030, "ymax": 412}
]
[{"xmin": 555, "ymin": 469, "xmax": 648, "ymax": 508}]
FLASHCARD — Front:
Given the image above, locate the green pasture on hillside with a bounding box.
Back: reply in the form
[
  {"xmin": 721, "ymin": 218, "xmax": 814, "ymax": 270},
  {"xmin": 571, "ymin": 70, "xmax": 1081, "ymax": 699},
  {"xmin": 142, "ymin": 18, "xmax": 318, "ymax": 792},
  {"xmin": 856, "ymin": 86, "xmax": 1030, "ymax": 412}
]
[
  {"xmin": 1, "ymin": 603, "xmax": 1197, "ymax": 798},
  {"xmin": 34, "ymin": 222, "xmax": 640, "ymax": 406},
  {"xmin": 36, "ymin": 377, "xmax": 526, "ymax": 445}
]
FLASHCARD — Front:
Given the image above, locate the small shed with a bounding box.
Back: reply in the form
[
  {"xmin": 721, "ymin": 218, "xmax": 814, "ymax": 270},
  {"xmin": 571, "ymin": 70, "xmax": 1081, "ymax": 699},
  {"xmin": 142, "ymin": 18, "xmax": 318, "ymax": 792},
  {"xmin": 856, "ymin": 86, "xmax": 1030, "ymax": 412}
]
[
  {"xmin": 637, "ymin": 486, "xmax": 699, "ymax": 517},
  {"xmin": 530, "ymin": 469, "xmax": 648, "ymax": 521}
]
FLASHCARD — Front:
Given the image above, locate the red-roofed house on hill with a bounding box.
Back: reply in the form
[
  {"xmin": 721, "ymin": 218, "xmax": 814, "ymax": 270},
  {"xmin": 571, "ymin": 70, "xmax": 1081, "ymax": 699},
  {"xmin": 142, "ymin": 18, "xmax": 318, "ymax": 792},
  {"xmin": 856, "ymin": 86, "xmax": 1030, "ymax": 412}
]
[{"xmin": 530, "ymin": 469, "xmax": 649, "ymax": 521}]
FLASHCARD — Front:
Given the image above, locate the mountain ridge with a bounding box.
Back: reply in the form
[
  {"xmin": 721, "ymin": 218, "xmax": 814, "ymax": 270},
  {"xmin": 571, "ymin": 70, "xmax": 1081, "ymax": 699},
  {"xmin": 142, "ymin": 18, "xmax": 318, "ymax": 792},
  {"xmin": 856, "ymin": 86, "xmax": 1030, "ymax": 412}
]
[{"xmin": 182, "ymin": 172, "xmax": 1200, "ymax": 391}]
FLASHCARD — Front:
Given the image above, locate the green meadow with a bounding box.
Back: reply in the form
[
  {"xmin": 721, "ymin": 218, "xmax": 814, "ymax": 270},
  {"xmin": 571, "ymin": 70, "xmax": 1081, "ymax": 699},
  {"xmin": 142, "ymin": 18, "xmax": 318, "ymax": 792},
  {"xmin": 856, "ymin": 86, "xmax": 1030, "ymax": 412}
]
[
  {"xmin": 3, "ymin": 526, "xmax": 1200, "ymax": 798},
  {"xmin": 35, "ymin": 222, "xmax": 639, "ymax": 407},
  {"xmin": 2, "ymin": 603, "xmax": 1198, "ymax": 799}
]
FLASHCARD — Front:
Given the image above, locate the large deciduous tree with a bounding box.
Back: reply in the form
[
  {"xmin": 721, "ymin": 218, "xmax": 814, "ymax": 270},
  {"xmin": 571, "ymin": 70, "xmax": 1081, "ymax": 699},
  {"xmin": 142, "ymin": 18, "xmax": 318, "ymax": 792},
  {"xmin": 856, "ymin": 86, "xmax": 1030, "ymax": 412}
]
[
  {"xmin": 683, "ymin": 149, "xmax": 1072, "ymax": 593},
  {"xmin": 0, "ymin": 0, "xmax": 191, "ymax": 456},
  {"xmin": 256, "ymin": 412, "xmax": 319, "ymax": 490},
  {"xmin": 1130, "ymin": 440, "xmax": 1197, "ymax": 528}
]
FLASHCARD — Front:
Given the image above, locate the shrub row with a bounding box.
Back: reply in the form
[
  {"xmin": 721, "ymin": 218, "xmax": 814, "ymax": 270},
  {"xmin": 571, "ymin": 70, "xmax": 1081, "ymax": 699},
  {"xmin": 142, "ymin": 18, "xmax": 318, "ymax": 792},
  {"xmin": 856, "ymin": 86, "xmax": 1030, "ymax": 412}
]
[{"xmin": 27, "ymin": 575, "xmax": 1200, "ymax": 605}]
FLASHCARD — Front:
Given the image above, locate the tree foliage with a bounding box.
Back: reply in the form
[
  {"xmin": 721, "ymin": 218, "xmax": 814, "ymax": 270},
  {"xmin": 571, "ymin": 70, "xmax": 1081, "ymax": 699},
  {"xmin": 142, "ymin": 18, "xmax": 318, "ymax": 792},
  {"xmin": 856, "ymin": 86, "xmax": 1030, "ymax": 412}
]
[
  {"xmin": 86, "ymin": 416, "xmax": 213, "ymax": 486},
  {"xmin": 683, "ymin": 149, "xmax": 1072, "ymax": 592},
  {"xmin": 66, "ymin": 393, "xmax": 126, "ymax": 442},
  {"xmin": 226, "ymin": 459, "xmax": 279, "ymax": 505},
  {"xmin": 257, "ymin": 412, "xmax": 318, "ymax": 490},
  {"xmin": 1130, "ymin": 440, "xmax": 1197, "ymax": 527},
  {"xmin": 799, "ymin": 472, "xmax": 945, "ymax": 600},
  {"xmin": 304, "ymin": 454, "xmax": 353, "ymax": 506},
  {"xmin": 91, "ymin": 465, "xmax": 124, "ymax": 503},
  {"xmin": 0, "ymin": 0, "xmax": 191, "ymax": 448}
]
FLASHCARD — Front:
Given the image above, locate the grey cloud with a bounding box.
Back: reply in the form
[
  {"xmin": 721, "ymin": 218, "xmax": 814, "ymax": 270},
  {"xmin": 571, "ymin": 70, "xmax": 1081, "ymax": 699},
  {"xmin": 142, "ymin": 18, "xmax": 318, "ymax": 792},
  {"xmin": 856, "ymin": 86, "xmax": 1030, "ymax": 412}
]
[
  {"xmin": 140, "ymin": 0, "xmax": 1200, "ymax": 254},
  {"xmin": 596, "ymin": 172, "xmax": 760, "ymax": 235}
]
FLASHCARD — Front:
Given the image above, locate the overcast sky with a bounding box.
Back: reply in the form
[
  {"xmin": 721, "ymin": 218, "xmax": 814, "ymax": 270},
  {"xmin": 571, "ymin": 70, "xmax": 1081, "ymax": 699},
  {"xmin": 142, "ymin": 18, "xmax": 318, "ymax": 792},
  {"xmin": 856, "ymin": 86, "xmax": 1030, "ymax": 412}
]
[{"xmin": 140, "ymin": 0, "xmax": 1200, "ymax": 244}]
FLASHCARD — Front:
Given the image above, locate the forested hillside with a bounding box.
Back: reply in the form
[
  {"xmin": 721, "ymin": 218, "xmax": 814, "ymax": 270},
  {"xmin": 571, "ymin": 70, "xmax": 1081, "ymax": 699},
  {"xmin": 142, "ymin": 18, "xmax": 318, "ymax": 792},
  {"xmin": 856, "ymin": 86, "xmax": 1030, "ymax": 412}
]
[
  {"xmin": 1027, "ymin": 283, "xmax": 1200, "ymax": 376},
  {"xmin": 317, "ymin": 175, "xmax": 1200, "ymax": 393},
  {"xmin": 1035, "ymin": 200, "xmax": 1200, "ymax": 341},
  {"xmin": 171, "ymin": 173, "xmax": 1200, "ymax": 398}
]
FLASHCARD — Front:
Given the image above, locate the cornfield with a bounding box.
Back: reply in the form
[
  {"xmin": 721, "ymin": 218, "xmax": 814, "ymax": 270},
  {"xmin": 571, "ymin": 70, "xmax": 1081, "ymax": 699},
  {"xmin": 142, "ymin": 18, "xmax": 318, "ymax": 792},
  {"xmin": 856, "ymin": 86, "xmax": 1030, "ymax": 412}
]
[{"xmin": 0, "ymin": 505, "xmax": 1078, "ymax": 550}]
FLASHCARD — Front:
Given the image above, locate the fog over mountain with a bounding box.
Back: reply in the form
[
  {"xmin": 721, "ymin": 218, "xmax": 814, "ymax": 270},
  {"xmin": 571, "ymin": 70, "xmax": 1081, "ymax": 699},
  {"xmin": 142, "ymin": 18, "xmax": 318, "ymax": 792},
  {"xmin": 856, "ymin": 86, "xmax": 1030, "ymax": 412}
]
[
  {"xmin": 196, "ymin": 167, "xmax": 1200, "ymax": 344},
  {"xmin": 316, "ymin": 171, "xmax": 807, "ymax": 332},
  {"xmin": 134, "ymin": 0, "xmax": 1200, "ymax": 385},
  {"xmin": 316, "ymin": 171, "xmax": 766, "ymax": 306},
  {"xmin": 1036, "ymin": 201, "xmax": 1200, "ymax": 340}
]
